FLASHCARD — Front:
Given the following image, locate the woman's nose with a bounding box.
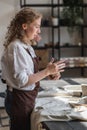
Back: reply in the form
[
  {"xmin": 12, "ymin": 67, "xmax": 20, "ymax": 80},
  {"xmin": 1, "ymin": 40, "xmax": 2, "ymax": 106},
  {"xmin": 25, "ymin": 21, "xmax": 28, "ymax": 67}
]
[{"xmin": 38, "ymin": 28, "xmax": 41, "ymax": 34}]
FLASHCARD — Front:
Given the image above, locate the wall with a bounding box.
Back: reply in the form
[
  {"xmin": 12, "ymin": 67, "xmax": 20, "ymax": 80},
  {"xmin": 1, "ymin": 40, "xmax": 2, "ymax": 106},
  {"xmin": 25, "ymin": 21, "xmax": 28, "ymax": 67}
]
[
  {"xmin": 0, "ymin": 0, "xmax": 20, "ymax": 69},
  {"xmin": 0, "ymin": 0, "xmax": 16, "ymax": 69}
]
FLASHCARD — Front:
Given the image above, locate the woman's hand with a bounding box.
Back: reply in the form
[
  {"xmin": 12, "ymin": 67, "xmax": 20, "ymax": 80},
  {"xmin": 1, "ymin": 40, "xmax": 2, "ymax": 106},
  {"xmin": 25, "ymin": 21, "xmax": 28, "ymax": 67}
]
[
  {"xmin": 47, "ymin": 58, "xmax": 66, "ymax": 80},
  {"xmin": 48, "ymin": 73, "xmax": 61, "ymax": 80}
]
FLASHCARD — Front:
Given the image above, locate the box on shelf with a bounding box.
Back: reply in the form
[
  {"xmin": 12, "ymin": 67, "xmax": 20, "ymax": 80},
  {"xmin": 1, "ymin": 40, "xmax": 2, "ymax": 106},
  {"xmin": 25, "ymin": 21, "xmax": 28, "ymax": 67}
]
[
  {"xmin": 61, "ymin": 57, "xmax": 87, "ymax": 68},
  {"xmin": 35, "ymin": 49, "xmax": 49, "ymax": 69}
]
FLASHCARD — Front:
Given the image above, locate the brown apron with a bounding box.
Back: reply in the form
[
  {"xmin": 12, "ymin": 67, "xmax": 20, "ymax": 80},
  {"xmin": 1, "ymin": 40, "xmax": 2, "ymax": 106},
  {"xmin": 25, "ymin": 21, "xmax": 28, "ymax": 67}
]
[{"xmin": 10, "ymin": 49, "xmax": 40, "ymax": 130}]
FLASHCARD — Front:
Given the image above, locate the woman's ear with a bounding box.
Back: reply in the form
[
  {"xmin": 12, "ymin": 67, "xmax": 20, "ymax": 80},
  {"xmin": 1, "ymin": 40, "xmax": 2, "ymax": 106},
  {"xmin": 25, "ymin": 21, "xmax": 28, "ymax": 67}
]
[{"xmin": 22, "ymin": 23, "xmax": 28, "ymax": 30}]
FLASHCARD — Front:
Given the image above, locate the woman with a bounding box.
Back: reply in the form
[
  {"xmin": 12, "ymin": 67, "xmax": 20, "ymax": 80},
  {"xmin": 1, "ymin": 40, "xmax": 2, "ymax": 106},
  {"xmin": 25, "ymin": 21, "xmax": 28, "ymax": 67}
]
[{"xmin": 1, "ymin": 7, "xmax": 66, "ymax": 130}]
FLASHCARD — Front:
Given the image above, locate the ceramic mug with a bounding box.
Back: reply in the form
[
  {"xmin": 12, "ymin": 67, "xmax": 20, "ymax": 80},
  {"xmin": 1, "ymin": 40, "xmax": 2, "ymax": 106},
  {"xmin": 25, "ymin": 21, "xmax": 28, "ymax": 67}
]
[
  {"xmin": 52, "ymin": 17, "xmax": 58, "ymax": 26},
  {"xmin": 81, "ymin": 84, "xmax": 87, "ymax": 96}
]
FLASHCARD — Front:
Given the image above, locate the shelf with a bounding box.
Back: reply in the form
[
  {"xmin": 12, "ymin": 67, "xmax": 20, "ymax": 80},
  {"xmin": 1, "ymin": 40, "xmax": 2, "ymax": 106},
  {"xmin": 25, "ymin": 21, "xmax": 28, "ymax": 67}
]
[
  {"xmin": 53, "ymin": 45, "xmax": 87, "ymax": 49},
  {"xmin": 21, "ymin": 3, "xmax": 82, "ymax": 8},
  {"xmin": 42, "ymin": 24, "xmax": 87, "ymax": 27},
  {"xmin": 41, "ymin": 25, "xmax": 87, "ymax": 29},
  {"xmin": 20, "ymin": 1, "xmax": 60, "ymax": 8},
  {"xmin": 32, "ymin": 46, "xmax": 50, "ymax": 50},
  {"xmin": 20, "ymin": 4, "xmax": 53, "ymax": 8},
  {"xmin": 56, "ymin": 45, "xmax": 82, "ymax": 48},
  {"xmin": 60, "ymin": 45, "xmax": 82, "ymax": 48},
  {"xmin": 20, "ymin": 0, "xmax": 87, "ymax": 77},
  {"xmin": 34, "ymin": 46, "xmax": 59, "ymax": 49},
  {"xmin": 32, "ymin": 44, "xmax": 87, "ymax": 50},
  {"xmin": 59, "ymin": 24, "xmax": 87, "ymax": 27},
  {"xmin": 66, "ymin": 66, "xmax": 87, "ymax": 69},
  {"xmin": 20, "ymin": 2, "xmax": 87, "ymax": 8},
  {"xmin": 57, "ymin": 3, "xmax": 87, "ymax": 7}
]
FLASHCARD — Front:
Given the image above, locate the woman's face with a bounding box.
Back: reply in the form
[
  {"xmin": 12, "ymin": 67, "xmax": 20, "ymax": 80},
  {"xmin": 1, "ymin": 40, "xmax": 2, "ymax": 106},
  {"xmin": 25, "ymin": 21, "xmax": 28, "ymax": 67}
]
[{"xmin": 22, "ymin": 17, "xmax": 41, "ymax": 41}]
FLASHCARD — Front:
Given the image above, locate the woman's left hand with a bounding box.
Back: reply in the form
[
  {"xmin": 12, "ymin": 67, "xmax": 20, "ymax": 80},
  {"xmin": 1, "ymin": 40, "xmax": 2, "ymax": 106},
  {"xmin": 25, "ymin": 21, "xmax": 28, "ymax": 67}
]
[{"xmin": 48, "ymin": 72, "xmax": 61, "ymax": 80}]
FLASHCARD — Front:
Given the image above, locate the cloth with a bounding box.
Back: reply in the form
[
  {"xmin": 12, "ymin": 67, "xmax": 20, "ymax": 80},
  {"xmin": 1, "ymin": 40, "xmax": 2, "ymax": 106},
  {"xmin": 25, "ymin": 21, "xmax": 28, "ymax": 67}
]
[
  {"xmin": 1, "ymin": 39, "xmax": 36, "ymax": 90},
  {"xmin": 40, "ymin": 79, "xmax": 69, "ymax": 90},
  {"xmin": 31, "ymin": 80, "xmax": 87, "ymax": 130},
  {"xmin": 38, "ymin": 80, "xmax": 82, "ymax": 97},
  {"xmin": 31, "ymin": 96, "xmax": 87, "ymax": 130},
  {"xmin": 70, "ymin": 78, "xmax": 87, "ymax": 84}
]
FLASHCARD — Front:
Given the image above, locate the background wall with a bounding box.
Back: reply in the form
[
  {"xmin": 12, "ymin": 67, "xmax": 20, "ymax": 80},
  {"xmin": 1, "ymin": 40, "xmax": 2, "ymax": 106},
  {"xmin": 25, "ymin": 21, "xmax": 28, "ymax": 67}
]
[{"xmin": 0, "ymin": 0, "xmax": 20, "ymax": 69}]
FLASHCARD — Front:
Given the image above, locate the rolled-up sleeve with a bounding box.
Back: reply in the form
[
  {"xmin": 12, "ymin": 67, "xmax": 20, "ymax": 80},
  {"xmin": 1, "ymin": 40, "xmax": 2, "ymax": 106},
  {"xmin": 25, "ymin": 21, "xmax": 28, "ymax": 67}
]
[{"xmin": 13, "ymin": 45, "xmax": 32, "ymax": 87}]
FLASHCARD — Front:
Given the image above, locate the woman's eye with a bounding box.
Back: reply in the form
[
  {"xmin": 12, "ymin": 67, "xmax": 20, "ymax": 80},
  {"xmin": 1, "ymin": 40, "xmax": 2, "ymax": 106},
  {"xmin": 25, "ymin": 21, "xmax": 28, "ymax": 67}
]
[{"xmin": 34, "ymin": 24, "xmax": 40, "ymax": 28}]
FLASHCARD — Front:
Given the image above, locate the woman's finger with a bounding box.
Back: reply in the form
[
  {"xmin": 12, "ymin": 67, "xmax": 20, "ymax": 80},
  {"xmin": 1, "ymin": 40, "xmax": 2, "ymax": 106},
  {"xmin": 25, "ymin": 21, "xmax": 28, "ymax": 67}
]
[
  {"xmin": 55, "ymin": 59, "xmax": 67, "ymax": 65},
  {"xmin": 49, "ymin": 57, "xmax": 55, "ymax": 64}
]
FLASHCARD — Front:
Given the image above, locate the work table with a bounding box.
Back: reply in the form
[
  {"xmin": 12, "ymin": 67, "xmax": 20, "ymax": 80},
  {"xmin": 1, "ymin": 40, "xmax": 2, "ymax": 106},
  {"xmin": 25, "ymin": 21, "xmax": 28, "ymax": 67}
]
[{"xmin": 31, "ymin": 78, "xmax": 87, "ymax": 130}]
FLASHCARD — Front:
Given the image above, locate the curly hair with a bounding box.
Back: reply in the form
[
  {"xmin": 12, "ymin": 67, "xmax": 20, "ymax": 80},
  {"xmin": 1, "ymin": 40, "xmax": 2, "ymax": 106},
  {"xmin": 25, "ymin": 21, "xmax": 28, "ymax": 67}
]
[{"xmin": 4, "ymin": 7, "xmax": 42, "ymax": 48}]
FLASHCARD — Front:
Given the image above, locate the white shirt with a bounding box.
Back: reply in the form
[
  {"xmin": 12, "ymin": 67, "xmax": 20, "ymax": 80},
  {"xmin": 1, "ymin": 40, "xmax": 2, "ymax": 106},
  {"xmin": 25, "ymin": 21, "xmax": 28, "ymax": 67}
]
[{"xmin": 1, "ymin": 39, "xmax": 37, "ymax": 91}]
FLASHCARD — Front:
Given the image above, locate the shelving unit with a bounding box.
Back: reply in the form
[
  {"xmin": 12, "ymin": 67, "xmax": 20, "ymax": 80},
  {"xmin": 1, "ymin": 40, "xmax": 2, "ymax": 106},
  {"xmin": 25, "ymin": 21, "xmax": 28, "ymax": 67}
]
[
  {"xmin": 20, "ymin": 0, "xmax": 87, "ymax": 77},
  {"xmin": 57, "ymin": 0, "xmax": 87, "ymax": 77}
]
